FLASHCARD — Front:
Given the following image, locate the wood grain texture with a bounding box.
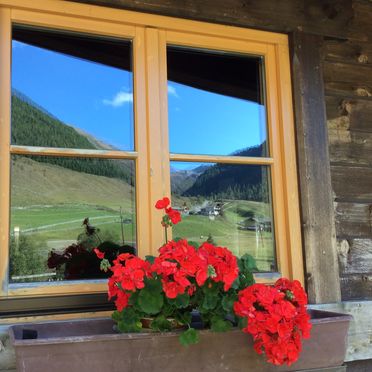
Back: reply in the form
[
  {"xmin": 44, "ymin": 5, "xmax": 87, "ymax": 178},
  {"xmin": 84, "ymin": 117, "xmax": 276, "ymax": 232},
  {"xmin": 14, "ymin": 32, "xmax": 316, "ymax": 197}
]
[
  {"xmin": 324, "ymin": 39, "xmax": 372, "ymax": 65},
  {"xmin": 291, "ymin": 31, "xmax": 341, "ymax": 303},
  {"xmin": 324, "ymin": 61, "xmax": 372, "ymax": 86},
  {"xmin": 338, "ymin": 239, "xmax": 372, "ymax": 274},
  {"xmin": 335, "ymin": 202, "xmax": 372, "ymax": 238},
  {"xmin": 340, "ymin": 274, "xmax": 372, "ymax": 300},
  {"xmin": 72, "ymin": 0, "xmax": 357, "ymax": 39},
  {"xmin": 331, "ymin": 165, "xmax": 372, "ymax": 202}
]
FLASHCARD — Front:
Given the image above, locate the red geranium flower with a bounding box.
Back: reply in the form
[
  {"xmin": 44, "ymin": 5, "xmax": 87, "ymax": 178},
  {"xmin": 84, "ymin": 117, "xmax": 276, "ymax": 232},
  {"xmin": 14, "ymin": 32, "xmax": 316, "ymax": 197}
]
[
  {"xmin": 155, "ymin": 197, "xmax": 170, "ymax": 209},
  {"xmin": 234, "ymin": 279, "xmax": 311, "ymax": 366},
  {"xmin": 165, "ymin": 207, "xmax": 181, "ymax": 225},
  {"xmin": 93, "ymin": 248, "xmax": 105, "ymax": 259}
]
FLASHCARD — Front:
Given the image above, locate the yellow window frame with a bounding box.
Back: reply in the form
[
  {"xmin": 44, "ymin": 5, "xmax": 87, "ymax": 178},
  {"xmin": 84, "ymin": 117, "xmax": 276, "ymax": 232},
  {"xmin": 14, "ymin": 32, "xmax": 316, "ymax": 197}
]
[{"xmin": 0, "ymin": 0, "xmax": 303, "ymax": 300}]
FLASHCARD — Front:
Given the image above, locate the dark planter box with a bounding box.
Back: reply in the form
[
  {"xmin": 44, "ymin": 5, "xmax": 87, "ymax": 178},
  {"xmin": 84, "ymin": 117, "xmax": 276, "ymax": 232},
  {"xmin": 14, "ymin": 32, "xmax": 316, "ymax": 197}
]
[{"xmin": 9, "ymin": 309, "xmax": 351, "ymax": 372}]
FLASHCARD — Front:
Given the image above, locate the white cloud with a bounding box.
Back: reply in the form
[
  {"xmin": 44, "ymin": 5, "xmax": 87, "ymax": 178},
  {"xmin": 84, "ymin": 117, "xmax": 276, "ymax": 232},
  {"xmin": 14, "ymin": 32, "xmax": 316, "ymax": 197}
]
[
  {"xmin": 103, "ymin": 91, "xmax": 133, "ymax": 107},
  {"xmin": 168, "ymin": 84, "xmax": 179, "ymax": 98}
]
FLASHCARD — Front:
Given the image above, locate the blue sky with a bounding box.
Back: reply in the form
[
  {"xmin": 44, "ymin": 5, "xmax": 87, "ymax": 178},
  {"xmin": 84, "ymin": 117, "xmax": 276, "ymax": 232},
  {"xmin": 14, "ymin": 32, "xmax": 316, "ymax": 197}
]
[{"xmin": 12, "ymin": 40, "xmax": 267, "ymax": 162}]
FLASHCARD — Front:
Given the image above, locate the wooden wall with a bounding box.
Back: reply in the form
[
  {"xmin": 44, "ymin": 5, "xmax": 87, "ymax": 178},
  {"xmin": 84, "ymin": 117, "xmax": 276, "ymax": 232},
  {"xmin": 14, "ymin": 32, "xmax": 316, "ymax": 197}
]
[
  {"xmin": 73, "ymin": 0, "xmax": 372, "ymax": 302},
  {"xmin": 324, "ymin": 1, "xmax": 372, "ymax": 300}
]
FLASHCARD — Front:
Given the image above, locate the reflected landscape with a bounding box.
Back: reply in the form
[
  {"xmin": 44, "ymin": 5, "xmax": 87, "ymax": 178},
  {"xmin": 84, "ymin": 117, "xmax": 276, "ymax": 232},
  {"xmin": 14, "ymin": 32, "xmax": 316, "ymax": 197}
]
[{"xmin": 171, "ymin": 161, "xmax": 276, "ymax": 272}]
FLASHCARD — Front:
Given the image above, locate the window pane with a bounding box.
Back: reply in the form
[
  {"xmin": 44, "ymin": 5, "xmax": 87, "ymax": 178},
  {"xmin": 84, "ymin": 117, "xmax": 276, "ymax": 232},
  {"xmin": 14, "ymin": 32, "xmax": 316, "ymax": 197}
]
[
  {"xmin": 171, "ymin": 161, "xmax": 275, "ymax": 272},
  {"xmin": 11, "ymin": 26, "xmax": 134, "ymax": 151},
  {"xmin": 9, "ymin": 154, "xmax": 136, "ymax": 283},
  {"xmin": 167, "ymin": 46, "xmax": 267, "ymax": 157}
]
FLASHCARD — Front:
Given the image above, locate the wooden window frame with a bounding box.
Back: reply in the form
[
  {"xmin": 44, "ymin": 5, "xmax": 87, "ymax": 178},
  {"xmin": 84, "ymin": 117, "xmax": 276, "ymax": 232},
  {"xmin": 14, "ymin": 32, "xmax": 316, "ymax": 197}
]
[{"xmin": 0, "ymin": 0, "xmax": 303, "ymax": 303}]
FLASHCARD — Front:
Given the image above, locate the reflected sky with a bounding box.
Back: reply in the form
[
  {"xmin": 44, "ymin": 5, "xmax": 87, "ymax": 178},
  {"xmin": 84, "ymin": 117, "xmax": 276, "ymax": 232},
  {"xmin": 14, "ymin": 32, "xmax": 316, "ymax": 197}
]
[
  {"xmin": 168, "ymin": 81, "xmax": 266, "ymax": 156},
  {"xmin": 12, "ymin": 40, "xmax": 134, "ymax": 150},
  {"xmin": 12, "ymin": 38, "xmax": 267, "ymax": 157}
]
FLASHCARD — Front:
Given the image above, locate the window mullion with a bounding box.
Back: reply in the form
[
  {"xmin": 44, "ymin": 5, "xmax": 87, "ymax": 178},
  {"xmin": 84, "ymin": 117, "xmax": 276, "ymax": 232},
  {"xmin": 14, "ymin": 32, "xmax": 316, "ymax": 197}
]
[
  {"xmin": 0, "ymin": 7, "xmax": 11, "ymax": 298},
  {"xmin": 10, "ymin": 145, "xmax": 138, "ymax": 160},
  {"xmin": 144, "ymin": 27, "xmax": 170, "ymax": 253},
  {"xmin": 133, "ymin": 26, "xmax": 151, "ymax": 258}
]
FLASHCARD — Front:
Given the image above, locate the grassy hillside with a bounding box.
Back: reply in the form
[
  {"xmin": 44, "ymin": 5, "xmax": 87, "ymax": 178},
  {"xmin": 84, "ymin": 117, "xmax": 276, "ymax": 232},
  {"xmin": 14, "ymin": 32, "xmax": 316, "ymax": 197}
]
[{"xmin": 11, "ymin": 93, "xmax": 133, "ymax": 183}]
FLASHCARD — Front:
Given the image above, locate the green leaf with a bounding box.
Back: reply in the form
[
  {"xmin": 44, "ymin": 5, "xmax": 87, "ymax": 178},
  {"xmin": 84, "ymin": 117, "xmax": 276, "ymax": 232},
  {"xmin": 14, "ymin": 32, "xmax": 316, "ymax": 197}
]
[
  {"xmin": 239, "ymin": 254, "xmax": 259, "ymax": 272},
  {"xmin": 238, "ymin": 316, "xmax": 248, "ymax": 330},
  {"xmin": 138, "ymin": 287, "xmax": 164, "ymax": 315},
  {"xmin": 179, "ymin": 328, "xmax": 199, "ymax": 346},
  {"xmin": 115, "ymin": 307, "xmax": 143, "ymax": 333},
  {"xmin": 150, "ymin": 315, "xmax": 172, "ymax": 332},
  {"xmin": 221, "ymin": 293, "xmax": 237, "ymax": 313},
  {"xmin": 117, "ymin": 319, "xmax": 143, "ymax": 333},
  {"xmin": 201, "ymin": 292, "xmax": 218, "ymax": 311},
  {"xmin": 112, "ymin": 310, "xmax": 123, "ymax": 322},
  {"xmin": 188, "ymin": 241, "xmax": 200, "ymax": 249},
  {"xmin": 175, "ymin": 293, "xmax": 190, "ymax": 308},
  {"xmin": 211, "ymin": 316, "xmax": 232, "ymax": 332},
  {"xmin": 143, "ymin": 277, "xmax": 163, "ymax": 293},
  {"xmin": 174, "ymin": 310, "xmax": 192, "ymax": 326},
  {"xmin": 100, "ymin": 258, "xmax": 111, "ymax": 272},
  {"xmin": 145, "ymin": 255, "xmax": 156, "ymax": 264}
]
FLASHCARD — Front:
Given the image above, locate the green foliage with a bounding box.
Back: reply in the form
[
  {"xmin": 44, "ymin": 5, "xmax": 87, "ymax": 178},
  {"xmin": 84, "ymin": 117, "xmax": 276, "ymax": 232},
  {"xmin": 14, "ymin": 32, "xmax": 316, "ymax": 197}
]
[
  {"xmin": 150, "ymin": 315, "xmax": 173, "ymax": 332},
  {"xmin": 114, "ymin": 308, "xmax": 143, "ymax": 333},
  {"xmin": 210, "ymin": 316, "xmax": 232, "ymax": 332},
  {"xmin": 236, "ymin": 254, "xmax": 257, "ymax": 289},
  {"xmin": 179, "ymin": 328, "xmax": 199, "ymax": 346},
  {"xmin": 145, "ymin": 255, "xmax": 156, "ymax": 264},
  {"xmin": 167, "ymin": 293, "xmax": 190, "ymax": 309},
  {"xmin": 221, "ymin": 293, "xmax": 237, "ymax": 313},
  {"xmin": 9, "ymin": 234, "xmax": 47, "ymax": 282},
  {"xmin": 138, "ymin": 278, "xmax": 164, "ymax": 315},
  {"xmin": 238, "ymin": 316, "xmax": 248, "ymax": 330}
]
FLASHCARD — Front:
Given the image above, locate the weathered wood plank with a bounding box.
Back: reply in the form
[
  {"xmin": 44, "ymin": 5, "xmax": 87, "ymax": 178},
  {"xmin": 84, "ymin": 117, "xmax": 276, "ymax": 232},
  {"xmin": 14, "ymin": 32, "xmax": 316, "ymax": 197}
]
[
  {"xmin": 340, "ymin": 274, "xmax": 372, "ymax": 300},
  {"xmin": 326, "ymin": 96, "xmax": 346, "ymax": 120},
  {"xmin": 324, "ymin": 61, "xmax": 372, "ymax": 86},
  {"xmin": 325, "ymin": 82, "xmax": 372, "ymax": 98},
  {"xmin": 291, "ymin": 31, "xmax": 341, "ymax": 303},
  {"xmin": 329, "ymin": 130, "xmax": 372, "ymax": 166},
  {"xmin": 72, "ymin": 0, "xmax": 359, "ymax": 39},
  {"xmin": 335, "ymin": 202, "xmax": 372, "ymax": 238},
  {"xmin": 337, "ymin": 239, "xmax": 372, "ymax": 274},
  {"xmin": 331, "ymin": 165, "xmax": 372, "ymax": 202},
  {"xmin": 326, "ymin": 98, "xmax": 372, "ymax": 171},
  {"xmin": 324, "ymin": 39, "xmax": 372, "ymax": 65},
  {"xmin": 326, "ymin": 97, "xmax": 372, "ymax": 132}
]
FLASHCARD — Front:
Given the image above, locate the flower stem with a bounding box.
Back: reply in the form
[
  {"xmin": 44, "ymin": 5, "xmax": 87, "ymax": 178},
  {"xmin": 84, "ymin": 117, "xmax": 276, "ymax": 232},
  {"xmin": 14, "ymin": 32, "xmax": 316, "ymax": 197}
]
[{"xmin": 164, "ymin": 226, "xmax": 168, "ymax": 244}]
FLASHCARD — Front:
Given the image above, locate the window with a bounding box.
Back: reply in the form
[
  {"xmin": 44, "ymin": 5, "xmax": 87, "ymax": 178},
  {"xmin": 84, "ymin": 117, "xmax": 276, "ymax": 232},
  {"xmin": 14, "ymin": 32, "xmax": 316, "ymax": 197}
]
[{"xmin": 0, "ymin": 1, "xmax": 303, "ymax": 310}]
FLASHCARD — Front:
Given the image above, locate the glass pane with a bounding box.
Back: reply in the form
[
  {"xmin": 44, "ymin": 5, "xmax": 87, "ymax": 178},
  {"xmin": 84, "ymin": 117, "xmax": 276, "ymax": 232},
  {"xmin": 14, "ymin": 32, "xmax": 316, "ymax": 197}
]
[
  {"xmin": 171, "ymin": 161, "xmax": 275, "ymax": 272},
  {"xmin": 167, "ymin": 46, "xmax": 267, "ymax": 157},
  {"xmin": 11, "ymin": 26, "xmax": 134, "ymax": 151},
  {"xmin": 9, "ymin": 154, "xmax": 136, "ymax": 283}
]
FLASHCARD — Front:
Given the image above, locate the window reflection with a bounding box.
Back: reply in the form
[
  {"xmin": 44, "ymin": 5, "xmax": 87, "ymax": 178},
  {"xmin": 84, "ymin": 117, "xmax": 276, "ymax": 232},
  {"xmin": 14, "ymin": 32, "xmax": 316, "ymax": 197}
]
[
  {"xmin": 170, "ymin": 161, "xmax": 276, "ymax": 272},
  {"xmin": 11, "ymin": 27, "xmax": 134, "ymax": 151},
  {"xmin": 167, "ymin": 46, "xmax": 267, "ymax": 157},
  {"xmin": 9, "ymin": 155, "xmax": 136, "ymax": 283}
]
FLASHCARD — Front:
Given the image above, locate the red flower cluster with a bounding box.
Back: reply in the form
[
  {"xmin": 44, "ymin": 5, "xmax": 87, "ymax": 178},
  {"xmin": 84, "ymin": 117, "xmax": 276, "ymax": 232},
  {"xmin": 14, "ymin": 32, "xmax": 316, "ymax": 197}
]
[
  {"xmin": 197, "ymin": 242, "xmax": 239, "ymax": 291},
  {"xmin": 152, "ymin": 240, "xmax": 239, "ymax": 298},
  {"xmin": 234, "ymin": 279, "xmax": 311, "ymax": 366},
  {"xmin": 108, "ymin": 253, "xmax": 152, "ymax": 311},
  {"xmin": 155, "ymin": 197, "xmax": 181, "ymax": 226}
]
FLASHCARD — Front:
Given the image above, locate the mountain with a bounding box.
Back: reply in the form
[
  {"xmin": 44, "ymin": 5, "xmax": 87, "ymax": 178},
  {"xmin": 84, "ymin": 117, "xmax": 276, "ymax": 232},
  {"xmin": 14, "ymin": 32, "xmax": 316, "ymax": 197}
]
[
  {"xmin": 182, "ymin": 145, "xmax": 268, "ymax": 202},
  {"xmin": 171, "ymin": 166, "xmax": 208, "ymax": 195},
  {"xmin": 11, "ymin": 92, "xmax": 133, "ymax": 184}
]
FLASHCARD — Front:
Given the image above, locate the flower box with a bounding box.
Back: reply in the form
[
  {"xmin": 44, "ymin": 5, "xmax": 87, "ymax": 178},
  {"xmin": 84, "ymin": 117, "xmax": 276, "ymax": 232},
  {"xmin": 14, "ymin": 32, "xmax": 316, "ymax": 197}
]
[{"xmin": 9, "ymin": 309, "xmax": 351, "ymax": 372}]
